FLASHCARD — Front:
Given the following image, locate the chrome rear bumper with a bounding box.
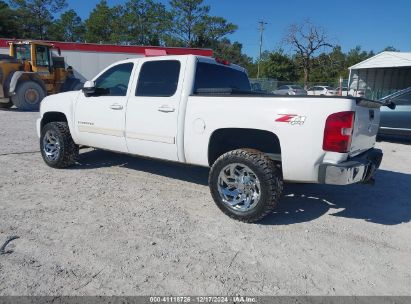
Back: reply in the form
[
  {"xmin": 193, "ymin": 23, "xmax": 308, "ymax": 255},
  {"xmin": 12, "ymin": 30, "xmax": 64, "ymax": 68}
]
[{"xmin": 318, "ymin": 148, "xmax": 383, "ymax": 185}]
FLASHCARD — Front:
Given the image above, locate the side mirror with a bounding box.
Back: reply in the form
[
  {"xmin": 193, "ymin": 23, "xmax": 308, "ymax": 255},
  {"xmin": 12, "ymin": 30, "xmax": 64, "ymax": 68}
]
[{"xmin": 82, "ymin": 80, "xmax": 96, "ymax": 96}]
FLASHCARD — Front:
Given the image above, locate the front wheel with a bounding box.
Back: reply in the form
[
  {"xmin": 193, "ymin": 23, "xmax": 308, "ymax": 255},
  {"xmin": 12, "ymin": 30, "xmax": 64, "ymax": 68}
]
[
  {"xmin": 40, "ymin": 122, "xmax": 79, "ymax": 168},
  {"xmin": 209, "ymin": 149, "xmax": 283, "ymax": 223}
]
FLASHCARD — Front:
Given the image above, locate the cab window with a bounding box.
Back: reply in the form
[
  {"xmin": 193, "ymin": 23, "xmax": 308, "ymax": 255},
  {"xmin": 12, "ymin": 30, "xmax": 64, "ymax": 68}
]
[
  {"xmin": 193, "ymin": 62, "xmax": 250, "ymax": 92},
  {"xmin": 136, "ymin": 60, "xmax": 181, "ymax": 97},
  {"xmin": 35, "ymin": 45, "xmax": 51, "ymax": 67},
  {"xmin": 14, "ymin": 45, "xmax": 31, "ymax": 61},
  {"xmin": 94, "ymin": 63, "xmax": 134, "ymax": 96}
]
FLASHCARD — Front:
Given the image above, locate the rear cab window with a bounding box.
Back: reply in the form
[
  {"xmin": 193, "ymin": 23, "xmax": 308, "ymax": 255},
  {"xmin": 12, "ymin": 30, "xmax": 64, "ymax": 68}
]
[{"xmin": 193, "ymin": 61, "xmax": 251, "ymax": 92}]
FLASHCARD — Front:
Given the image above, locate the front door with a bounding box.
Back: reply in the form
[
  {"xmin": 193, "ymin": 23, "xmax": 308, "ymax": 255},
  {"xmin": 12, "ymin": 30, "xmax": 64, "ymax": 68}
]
[
  {"xmin": 125, "ymin": 58, "xmax": 185, "ymax": 161},
  {"xmin": 74, "ymin": 62, "xmax": 135, "ymax": 152}
]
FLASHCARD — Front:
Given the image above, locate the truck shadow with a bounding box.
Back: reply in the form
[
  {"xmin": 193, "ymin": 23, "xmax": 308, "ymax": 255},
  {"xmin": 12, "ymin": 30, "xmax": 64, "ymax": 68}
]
[
  {"xmin": 76, "ymin": 149, "xmax": 411, "ymax": 226},
  {"xmin": 262, "ymin": 170, "xmax": 411, "ymax": 226},
  {"xmin": 75, "ymin": 149, "xmax": 209, "ymax": 186},
  {"xmin": 377, "ymin": 134, "xmax": 411, "ymax": 145},
  {"xmin": 0, "ymin": 108, "xmax": 38, "ymax": 113}
]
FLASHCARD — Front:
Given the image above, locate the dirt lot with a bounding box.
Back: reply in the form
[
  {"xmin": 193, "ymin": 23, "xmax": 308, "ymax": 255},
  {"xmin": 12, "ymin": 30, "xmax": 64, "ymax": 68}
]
[{"xmin": 0, "ymin": 109, "xmax": 410, "ymax": 296}]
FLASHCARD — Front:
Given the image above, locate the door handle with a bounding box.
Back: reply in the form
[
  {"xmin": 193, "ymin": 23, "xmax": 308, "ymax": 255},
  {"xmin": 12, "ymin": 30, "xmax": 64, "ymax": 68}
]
[
  {"xmin": 158, "ymin": 105, "xmax": 175, "ymax": 113},
  {"xmin": 110, "ymin": 104, "xmax": 123, "ymax": 110}
]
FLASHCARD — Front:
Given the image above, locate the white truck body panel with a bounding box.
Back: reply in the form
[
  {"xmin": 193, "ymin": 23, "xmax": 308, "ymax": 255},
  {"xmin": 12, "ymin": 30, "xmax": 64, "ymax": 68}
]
[
  {"xmin": 184, "ymin": 96, "xmax": 362, "ymax": 182},
  {"xmin": 37, "ymin": 55, "xmax": 383, "ymax": 184}
]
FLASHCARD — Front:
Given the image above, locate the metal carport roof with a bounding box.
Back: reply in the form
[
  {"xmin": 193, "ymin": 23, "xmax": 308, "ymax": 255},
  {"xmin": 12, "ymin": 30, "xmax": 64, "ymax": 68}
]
[{"xmin": 349, "ymin": 51, "xmax": 411, "ymax": 70}]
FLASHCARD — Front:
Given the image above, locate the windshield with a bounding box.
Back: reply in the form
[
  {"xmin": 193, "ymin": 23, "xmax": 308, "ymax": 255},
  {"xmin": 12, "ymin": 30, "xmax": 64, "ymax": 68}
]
[{"xmin": 13, "ymin": 44, "xmax": 31, "ymax": 61}]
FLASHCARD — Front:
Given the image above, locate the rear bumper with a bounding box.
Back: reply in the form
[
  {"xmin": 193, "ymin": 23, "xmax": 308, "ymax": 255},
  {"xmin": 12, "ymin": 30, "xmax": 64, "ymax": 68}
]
[{"xmin": 318, "ymin": 148, "xmax": 383, "ymax": 185}]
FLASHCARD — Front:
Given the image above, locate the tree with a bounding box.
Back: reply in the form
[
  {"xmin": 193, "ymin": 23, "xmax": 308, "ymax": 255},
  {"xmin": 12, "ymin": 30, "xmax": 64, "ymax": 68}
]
[
  {"xmin": 169, "ymin": 0, "xmax": 210, "ymax": 47},
  {"xmin": 0, "ymin": 0, "xmax": 21, "ymax": 38},
  {"xmin": 345, "ymin": 46, "xmax": 374, "ymax": 68},
  {"xmin": 310, "ymin": 45, "xmax": 347, "ymax": 83},
  {"xmin": 382, "ymin": 46, "xmax": 400, "ymax": 52},
  {"xmin": 9, "ymin": 0, "xmax": 67, "ymax": 39},
  {"xmin": 84, "ymin": 0, "xmax": 123, "ymax": 44},
  {"xmin": 283, "ymin": 20, "xmax": 333, "ymax": 87},
  {"xmin": 123, "ymin": 0, "xmax": 171, "ymax": 45},
  {"xmin": 47, "ymin": 9, "xmax": 85, "ymax": 41},
  {"xmin": 194, "ymin": 16, "xmax": 237, "ymax": 48},
  {"xmin": 213, "ymin": 39, "xmax": 254, "ymax": 73},
  {"xmin": 261, "ymin": 50, "xmax": 298, "ymax": 81}
]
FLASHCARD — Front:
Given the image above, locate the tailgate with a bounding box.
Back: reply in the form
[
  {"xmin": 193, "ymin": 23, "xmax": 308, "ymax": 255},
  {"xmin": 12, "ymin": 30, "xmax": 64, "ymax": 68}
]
[{"xmin": 350, "ymin": 101, "xmax": 380, "ymax": 156}]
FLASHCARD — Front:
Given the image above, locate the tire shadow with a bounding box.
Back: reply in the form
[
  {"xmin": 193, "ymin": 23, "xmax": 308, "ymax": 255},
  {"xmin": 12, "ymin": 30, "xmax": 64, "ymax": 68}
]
[{"xmin": 75, "ymin": 149, "xmax": 411, "ymax": 226}]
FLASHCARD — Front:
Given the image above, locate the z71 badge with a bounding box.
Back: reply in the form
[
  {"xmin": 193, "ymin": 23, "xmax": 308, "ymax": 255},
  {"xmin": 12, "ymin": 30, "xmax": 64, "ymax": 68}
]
[{"xmin": 275, "ymin": 114, "xmax": 307, "ymax": 125}]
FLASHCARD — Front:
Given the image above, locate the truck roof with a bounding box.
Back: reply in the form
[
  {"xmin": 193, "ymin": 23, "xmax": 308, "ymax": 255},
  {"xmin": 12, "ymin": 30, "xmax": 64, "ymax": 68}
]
[{"xmin": 116, "ymin": 55, "xmax": 247, "ymax": 73}]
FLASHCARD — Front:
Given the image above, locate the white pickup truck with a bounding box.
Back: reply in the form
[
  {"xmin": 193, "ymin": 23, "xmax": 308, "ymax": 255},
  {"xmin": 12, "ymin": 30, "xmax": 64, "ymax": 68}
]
[{"xmin": 36, "ymin": 55, "xmax": 391, "ymax": 222}]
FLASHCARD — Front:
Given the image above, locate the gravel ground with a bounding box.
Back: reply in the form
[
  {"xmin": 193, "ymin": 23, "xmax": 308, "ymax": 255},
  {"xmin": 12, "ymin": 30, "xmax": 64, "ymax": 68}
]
[{"xmin": 0, "ymin": 109, "xmax": 410, "ymax": 296}]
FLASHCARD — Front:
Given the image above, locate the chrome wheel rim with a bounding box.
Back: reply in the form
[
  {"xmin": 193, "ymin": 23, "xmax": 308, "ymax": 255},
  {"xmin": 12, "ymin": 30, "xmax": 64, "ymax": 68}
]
[
  {"xmin": 217, "ymin": 163, "xmax": 261, "ymax": 212},
  {"xmin": 43, "ymin": 130, "xmax": 60, "ymax": 161}
]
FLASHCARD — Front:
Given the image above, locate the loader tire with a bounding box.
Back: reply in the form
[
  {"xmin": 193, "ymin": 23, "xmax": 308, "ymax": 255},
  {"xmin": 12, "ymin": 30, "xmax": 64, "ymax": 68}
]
[{"xmin": 12, "ymin": 81, "xmax": 45, "ymax": 111}]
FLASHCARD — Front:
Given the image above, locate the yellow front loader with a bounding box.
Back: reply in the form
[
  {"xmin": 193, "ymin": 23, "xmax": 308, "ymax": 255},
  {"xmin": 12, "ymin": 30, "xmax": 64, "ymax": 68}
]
[{"xmin": 0, "ymin": 40, "xmax": 82, "ymax": 110}]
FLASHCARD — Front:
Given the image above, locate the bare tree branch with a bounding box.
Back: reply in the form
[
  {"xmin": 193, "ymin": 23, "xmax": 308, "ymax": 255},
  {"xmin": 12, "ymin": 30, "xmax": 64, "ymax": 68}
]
[{"xmin": 283, "ymin": 20, "xmax": 333, "ymax": 87}]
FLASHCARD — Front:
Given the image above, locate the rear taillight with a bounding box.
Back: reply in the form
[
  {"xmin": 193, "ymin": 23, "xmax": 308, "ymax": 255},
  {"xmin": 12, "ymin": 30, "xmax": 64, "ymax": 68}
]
[{"xmin": 323, "ymin": 111, "xmax": 355, "ymax": 153}]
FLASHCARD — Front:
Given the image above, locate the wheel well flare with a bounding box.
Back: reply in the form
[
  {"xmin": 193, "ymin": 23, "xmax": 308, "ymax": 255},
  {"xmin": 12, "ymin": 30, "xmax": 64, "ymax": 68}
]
[
  {"xmin": 208, "ymin": 128, "xmax": 281, "ymax": 166},
  {"xmin": 41, "ymin": 112, "xmax": 68, "ymax": 129}
]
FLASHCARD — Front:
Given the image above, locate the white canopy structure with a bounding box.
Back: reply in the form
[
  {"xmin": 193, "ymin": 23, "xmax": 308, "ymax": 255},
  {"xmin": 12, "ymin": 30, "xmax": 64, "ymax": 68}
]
[{"xmin": 348, "ymin": 51, "xmax": 411, "ymax": 99}]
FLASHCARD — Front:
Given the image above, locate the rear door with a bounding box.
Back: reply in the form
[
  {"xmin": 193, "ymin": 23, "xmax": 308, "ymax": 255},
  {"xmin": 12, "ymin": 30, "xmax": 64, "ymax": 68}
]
[{"xmin": 125, "ymin": 58, "xmax": 185, "ymax": 161}]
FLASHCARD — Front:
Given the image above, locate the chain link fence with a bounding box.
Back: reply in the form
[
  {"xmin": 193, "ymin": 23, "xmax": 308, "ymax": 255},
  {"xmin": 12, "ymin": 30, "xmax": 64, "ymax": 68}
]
[{"xmin": 249, "ymin": 78, "xmax": 347, "ymax": 93}]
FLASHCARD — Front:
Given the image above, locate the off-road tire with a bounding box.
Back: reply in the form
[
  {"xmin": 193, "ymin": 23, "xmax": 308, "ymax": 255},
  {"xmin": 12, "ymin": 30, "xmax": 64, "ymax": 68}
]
[
  {"xmin": 40, "ymin": 122, "xmax": 79, "ymax": 168},
  {"xmin": 12, "ymin": 81, "xmax": 45, "ymax": 111},
  {"xmin": 209, "ymin": 149, "xmax": 283, "ymax": 223},
  {"xmin": 0, "ymin": 100, "xmax": 13, "ymax": 108}
]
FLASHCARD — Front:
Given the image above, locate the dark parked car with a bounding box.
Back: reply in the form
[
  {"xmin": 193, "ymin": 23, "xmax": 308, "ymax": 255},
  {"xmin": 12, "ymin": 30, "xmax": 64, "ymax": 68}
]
[{"xmin": 379, "ymin": 87, "xmax": 411, "ymax": 136}]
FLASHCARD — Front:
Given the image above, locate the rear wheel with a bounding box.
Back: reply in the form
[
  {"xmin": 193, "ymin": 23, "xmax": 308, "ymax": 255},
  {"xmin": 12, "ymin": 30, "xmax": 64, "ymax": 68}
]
[
  {"xmin": 209, "ymin": 149, "xmax": 283, "ymax": 223},
  {"xmin": 40, "ymin": 122, "xmax": 79, "ymax": 168},
  {"xmin": 12, "ymin": 81, "xmax": 45, "ymax": 111}
]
